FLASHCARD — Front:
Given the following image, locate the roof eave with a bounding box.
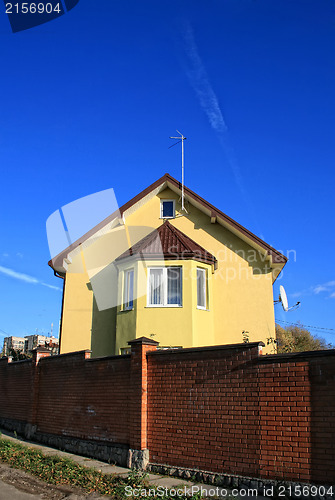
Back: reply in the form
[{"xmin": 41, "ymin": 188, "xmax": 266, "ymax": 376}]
[{"xmin": 115, "ymin": 252, "xmax": 217, "ymax": 266}]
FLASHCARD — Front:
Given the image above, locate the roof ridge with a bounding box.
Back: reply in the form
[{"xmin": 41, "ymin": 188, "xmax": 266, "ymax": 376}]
[
  {"xmin": 115, "ymin": 222, "xmax": 168, "ymax": 259},
  {"xmin": 162, "ymin": 220, "xmax": 190, "ymax": 252},
  {"xmin": 134, "ymin": 224, "xmax": 164, "ymax": 253}
]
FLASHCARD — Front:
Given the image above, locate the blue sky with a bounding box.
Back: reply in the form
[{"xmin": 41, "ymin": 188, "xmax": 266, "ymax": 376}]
[{"xmin": 0, "ymin": 0, "xmax": 335, "ymax": 346}]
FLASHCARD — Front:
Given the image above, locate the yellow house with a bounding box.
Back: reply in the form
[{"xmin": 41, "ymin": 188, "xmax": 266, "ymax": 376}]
[{"xmin": 49, "ymin": 173, "xmax": 287, "ymax": 356}]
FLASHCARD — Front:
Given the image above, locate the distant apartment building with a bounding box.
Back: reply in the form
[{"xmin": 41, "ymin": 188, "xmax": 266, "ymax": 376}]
[
  {"xmin": 24, "ymin": 335, "xmax": 59, "ymax": 354},
  {"xmin": 2, "ymin": 336, "xmax": 26, "ymax": 356},
  {"xmin": 2, "ymin": 335, "xmax": 59, "ymax": 356},
  {"xmin": 24, "ymin": 334, "xmax": 57, "ymax": 352}
]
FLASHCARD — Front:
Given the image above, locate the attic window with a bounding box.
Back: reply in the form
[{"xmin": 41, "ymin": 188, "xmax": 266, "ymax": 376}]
[{"xmin": 161, "ymin": 200, "xmax": 175, "ymax": 219}]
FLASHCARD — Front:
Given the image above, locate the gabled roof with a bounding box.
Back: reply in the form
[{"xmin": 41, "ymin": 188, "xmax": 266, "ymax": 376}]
[
  {"xmin": 116, "ymin": 220, "xmax": 217, "ymax": 267},
  {"xmin": 49, "ymin": 173, "xmax": 287, "ymax": 275}
]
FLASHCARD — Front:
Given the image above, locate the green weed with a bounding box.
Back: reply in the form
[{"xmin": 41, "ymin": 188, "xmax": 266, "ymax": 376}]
[{"xmin": 0, "ymin": 437, "xmax": 206, "ymax": 499}]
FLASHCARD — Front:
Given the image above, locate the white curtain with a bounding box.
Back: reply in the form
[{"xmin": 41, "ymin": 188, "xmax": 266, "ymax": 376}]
[
  {"xmin": 167, "ymin": 268, "xmax": 181, "ymax": 305},
  {"xmin": 197, "ymin": 268, "xmax": 206, "ymax": 308},
  {"xmin": 124, "ymin": 269, "xmax": 134, "ymax": 309},
  {"xmin": 149, "ymin": 268, "xmax": 163, "ymax": 305}
]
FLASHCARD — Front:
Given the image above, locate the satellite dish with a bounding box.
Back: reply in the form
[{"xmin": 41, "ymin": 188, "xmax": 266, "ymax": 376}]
[
  {"xmin": 279, "ymin": 285, "xmax": 289, "ymax": 312},
  {"xmin": 274, "ymin": 285, "xmax": 301, "ymax": 311}
]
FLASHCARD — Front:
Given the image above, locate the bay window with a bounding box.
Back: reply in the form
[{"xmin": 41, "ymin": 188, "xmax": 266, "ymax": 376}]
[{"xmin": 148, "ymin": 267, "xmax": 182, "ymax": 306}]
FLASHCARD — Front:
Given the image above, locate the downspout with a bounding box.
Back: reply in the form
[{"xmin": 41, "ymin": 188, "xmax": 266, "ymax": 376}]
[{"xmin": 54, "ymin": 270, "xmax": 65, "ymax": 355}]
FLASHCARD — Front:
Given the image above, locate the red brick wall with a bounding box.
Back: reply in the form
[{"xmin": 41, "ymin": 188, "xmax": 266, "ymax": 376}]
[
  {"xmin": 147, "ymin": 347, "xmax": 335, "ymax": 484},
  {"xmin": 257, "ymin": 355, "xmax": 335, "ymax": 484},
  {"xmin": 36, "ymin": 352, "xmax": 131, "ymax": 444},
  {"xmin": 0, "ymin": 352, "xmax": 131, "ymax": 446},
  {"xmin": 258, "ymin": 359, "xmax": 311, "ymax": 482},
  {"xmin": 147, "ymin": 345, "xmax": 261, "ymax": 477},
  {"xmin": 1, "ymin": 343, "xmax": 335, "ymax": 484},
  {"xmin": 309, "ymin": 356, "xmax": 335, "ymax": 484},
  {"xmin": 0, "ymin": 358, "xmax": 34, "ymax": 423}
]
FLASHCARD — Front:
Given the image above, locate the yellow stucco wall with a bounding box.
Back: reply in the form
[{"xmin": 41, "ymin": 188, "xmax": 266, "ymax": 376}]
[
  {"xmin": 59, "ymin": 187, "xmax": 278, "ymax": 355},
  {"xmin": 60, "ymin": 272, "xmax": 93, "ymax": 354}
]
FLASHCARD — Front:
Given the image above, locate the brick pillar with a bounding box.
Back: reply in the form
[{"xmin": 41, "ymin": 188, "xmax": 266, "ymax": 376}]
[
  {"xmin": 26, "ymin": 348, "xmax": 52, "ymax": 440},
  {"xmin": 127, "ymin": 336, "xmax": 159, "ymax": 469},
  {"xmin": 32, "ymin": 347, "xmax": 52, "ymax": 365}
]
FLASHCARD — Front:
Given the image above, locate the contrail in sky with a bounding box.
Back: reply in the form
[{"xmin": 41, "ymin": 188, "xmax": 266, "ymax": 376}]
[
  {"xmin": 0, "ymin": 265, "xmax": 61, "ymax": 291},
  {"xmin": 181, "ymin": 23, "xmax": 245, "ymax": 195},
  {"xmin": 183, "ymin": 25, "xmax": 227, "ymax": 134},
  {"xmin": 179, "ymin": 22, "xmax": 269, "ymax": 241}
]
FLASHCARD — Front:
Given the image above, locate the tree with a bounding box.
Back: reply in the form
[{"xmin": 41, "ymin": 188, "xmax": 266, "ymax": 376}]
[
  {"xmin": 8, "ymin": 348, "xmax": 32, "ymax": 361},
  {"xmin": 275, "ymin": 323, "xmax": 334, "ymax": 353}
]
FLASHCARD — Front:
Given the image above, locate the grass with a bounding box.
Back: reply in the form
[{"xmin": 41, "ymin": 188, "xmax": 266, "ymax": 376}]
[{"xmin": 0, "ymin": 435, "xmax": 205, "ymax": 499}]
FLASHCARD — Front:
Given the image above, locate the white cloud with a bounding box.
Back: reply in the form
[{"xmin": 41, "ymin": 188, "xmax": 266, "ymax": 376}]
[
  {"xmin": 293, "ymin": 280, "xmax": 335, "ymax": 299},
  {"xmin": 312, "ymin": 281, "xmax": 335, "ymax": 295},
  {"xmin": 313, "ymin": 285, "xmax": 328, "ymax": 294},
  {"xmin": 0, "ymin": 265, "xmax": 61, "ymax": 291},
  {"xmin": 290, "ymin": 291, "xmax": 302, "ymax": 298}
]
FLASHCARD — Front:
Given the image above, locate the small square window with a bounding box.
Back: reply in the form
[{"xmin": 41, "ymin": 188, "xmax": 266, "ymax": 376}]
[{"xmin": 161, "ymin": 200, "xmax": 175, "ymax": 219}]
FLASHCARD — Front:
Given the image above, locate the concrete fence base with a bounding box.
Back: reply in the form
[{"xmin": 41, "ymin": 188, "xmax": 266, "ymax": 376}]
[
  {"xmin": 148, "ymin": 463, "xmax": 334, "ymax": 500},
  {"xmin": 0, "ymin": 417, "xmax": 129, "ymax": 467}
]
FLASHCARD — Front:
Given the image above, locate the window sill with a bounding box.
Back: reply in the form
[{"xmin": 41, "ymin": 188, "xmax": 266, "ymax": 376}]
[
  {"xmin": 145, "ymin": 305, "xmax": 182, "ymax": 308},
  {"xmin": 119, "ymin": 308, "xmax": 134, "ymax": 313},
  {"xmin": 197, "ymin": 307, "xmax": 210, "ymax": 311}
]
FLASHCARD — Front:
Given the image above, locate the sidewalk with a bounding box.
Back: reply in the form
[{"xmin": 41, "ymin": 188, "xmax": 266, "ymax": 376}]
[{"xmin": 0, "ymin": 429, "xmax": 265, "ymax": 499}]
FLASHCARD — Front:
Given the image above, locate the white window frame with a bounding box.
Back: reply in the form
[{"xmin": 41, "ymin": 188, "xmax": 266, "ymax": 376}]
[
  {"xmin": 147, "ymin": 266, "xmax": 182, "ymax": 307},
  {"xmin": 197, "ymin": 267, "xmax": 208, "ymax": 310},
  {"xmin": 160, "ymin": 199, "xmax": 175, "ymax": 219},
  {"xmin": 123, "ymin": 268, "xmax": 134, "ymax": 310}
]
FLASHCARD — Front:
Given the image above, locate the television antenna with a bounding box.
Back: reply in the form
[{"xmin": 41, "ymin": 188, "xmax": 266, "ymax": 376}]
[
  {"xmin": 274, "ymin": 285, "xmax": 300, "ymax": 312},
  {"xmin": 169, "ymin": 130, "xmax": 187, "ymax": 212}
]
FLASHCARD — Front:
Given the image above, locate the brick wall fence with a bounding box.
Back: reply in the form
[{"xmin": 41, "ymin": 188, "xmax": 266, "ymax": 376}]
[{"xmin": 0, "ymin": 337, "xmax": 334, "ymax": 486}]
